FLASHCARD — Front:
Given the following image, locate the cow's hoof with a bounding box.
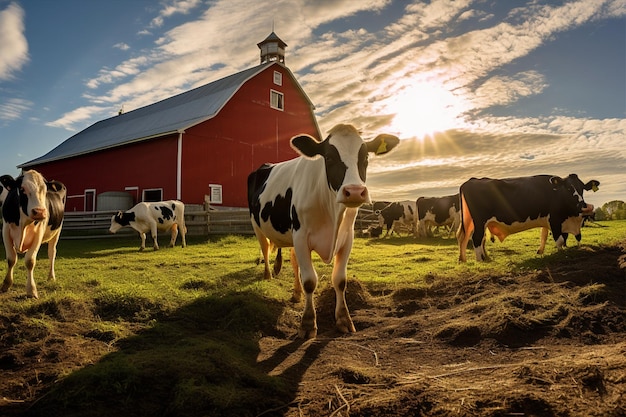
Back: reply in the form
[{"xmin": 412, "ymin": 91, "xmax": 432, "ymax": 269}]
[
  {"xmin": 0, "ymin": 284, "xmax": 10, "ymax": 293},
  {"xmin": 290, "ymin": 293, "xmax": 302, "ymax": 303},
  {"xmin": 336, "ymin": 314, "xmax": 356, "ymax": 334},
  {"xmin": 139, "ymin": 247, "xmax": 145, "ymax": 252},
  {"xmin": 26, "ymin": 292, "xmax": 39, "ymax": 299},
  {"xmin": 298, "ymin": 326, "xmax": 317, "ymax": 339}
]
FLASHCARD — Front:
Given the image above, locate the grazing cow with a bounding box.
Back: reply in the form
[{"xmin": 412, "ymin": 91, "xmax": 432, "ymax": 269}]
[
  {"xmin": 374, "ymin": 200, "xmax": 418, "ymax": 237},
  {"xmin": 109, "ymin": 200, "xmax": 187, "ymax": 250},
  {"xmin": 416, "ymin": 194, "xmax": 460, "ymax": 238},
  {"xmin": 457, "ymin": 174, "xmax": 599, "ymax": 262},
  {"xmin": 1, "ymin": 170, "xmax": 66, "ymax": 298},
  {"xmin": 248, "ymin": 124, "xmax": 399, "ymax": 338}
]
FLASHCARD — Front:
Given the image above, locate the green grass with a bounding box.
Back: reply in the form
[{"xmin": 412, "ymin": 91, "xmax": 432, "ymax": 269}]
[{"xmin": 1, "ymin": 221, "xmax": 624, "ymax": 416}]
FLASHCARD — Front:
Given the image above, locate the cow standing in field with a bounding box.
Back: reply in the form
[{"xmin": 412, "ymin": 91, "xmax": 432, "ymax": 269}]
[
  {"xmin": 0, "ymin": 170, "xmax": 66, "ymax": 298},
  {"xmin": 248, "ymin": 124, "xmax": 399, "ymax": 338},
  {"xmin": 416, "ymin": 194, "xmax": 460, "ymax": 238},
  {"xmin": 109, "ymin": 200, "xmax": 187, "ymax": 251},
  {"xmin": 375, "ymin": 200, "xmax": 418, "ymax": 237},
  {"xmin": 457, "ymin": 174, "xmax": 599, "ymax": 262}
]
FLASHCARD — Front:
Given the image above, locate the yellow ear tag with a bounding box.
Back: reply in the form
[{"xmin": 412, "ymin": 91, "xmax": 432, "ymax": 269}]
[
  {"xmin": 375, "ymin": 138, "xmax": 387, "ymax": 155},
  {"xmin": 592, "ymin": 184, "xmax": 599, "ymax": 192}
]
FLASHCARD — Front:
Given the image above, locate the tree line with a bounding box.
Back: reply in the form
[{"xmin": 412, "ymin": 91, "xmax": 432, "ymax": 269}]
[{"xmin": 593, "ymin": 200, "xmax": 626, "ymax": 221}]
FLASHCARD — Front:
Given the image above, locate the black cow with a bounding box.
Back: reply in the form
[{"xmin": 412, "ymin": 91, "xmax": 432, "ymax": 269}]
[
  {"xmin": 416, "ymin": 194, "xmax": 460, "ymax": 238},
  {"xmin": 1, "ymin": 170, "xmax": 66, "ymax": 298},
  {"xmin": 457, "ymin": 174, "xmax": 599, "ymax": 262},
  {"xmin": 374, "ymin": 200, "xmax": 417, "ymax": 237}
]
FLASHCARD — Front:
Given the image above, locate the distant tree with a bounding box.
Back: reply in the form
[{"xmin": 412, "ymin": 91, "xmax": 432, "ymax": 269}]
[
  {"xmin": 601, "ymin": 200, "xmax": 626, "ymax": 220},
  {"xmin": 593, "ymin": 207, "xmax": 606, "ymax": 221}
]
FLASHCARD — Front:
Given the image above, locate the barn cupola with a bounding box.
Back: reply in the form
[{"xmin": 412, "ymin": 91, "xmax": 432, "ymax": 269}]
[{"xmin": 257, "ymin": 31, "xmax": 287, "ymax": 64}]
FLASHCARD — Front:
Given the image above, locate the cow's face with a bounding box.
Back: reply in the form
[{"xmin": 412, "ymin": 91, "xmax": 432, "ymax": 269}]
[
  {"xmin": 550, "ymin": 174, "xmax": 599, "ymax": 216},
  {"xmin": 291, "ymin": 124, "xmax": 399, "ymax": 207},
  {"xmin": 17, "ymin": 170, "xmax": 49, "ymax": 222}
]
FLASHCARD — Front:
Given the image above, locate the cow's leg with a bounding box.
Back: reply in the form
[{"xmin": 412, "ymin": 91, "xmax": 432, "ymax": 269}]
[
  {"xmin": 290, "ymin": 248, "xmax": 302, "ymax": 302},
  {"xmin": 253, "ymin": 229, "xmax": 272, "ymax": 280},
  {"xmin": 2, "ymin": 242, "xmax": 17, "ymax": 294},
  {"xmin": 169, "ymin": 223, "xmax": 179, "ymax": 247},
  {"xmin": 537, "ymin": 227, "xmax": 549, "ymax": 254},
  {"xmin": 457, "ymin": 219, "xmax": 474, "ymax": 262},
  {"xmin": 472, "ymin": 224, "xmax": 488, "ymax": 261},
  {"xmin": 47, "ymin": 232, "xmax": 61, "ymax": 281},
  {"xmin": 151, "ymin": 225, "xmax": 159, "ymax": 250},
  {"xmin": 180, "ymin": 222, "xmax": 187, "ymax": 248},
  {"xmin": 332, "ymin": 243, "xmax": 356, "ymax": 334},
  {"xmin": 293, "ymin": 241, "xmax": 317, "ymax": 339},
  {"xmin": 24, "ymin": 245, "xmax": 43, "ymax": 299},
  {"xmin": 139, "ymin": 232, "xmax": 147, "ymax": 251}
]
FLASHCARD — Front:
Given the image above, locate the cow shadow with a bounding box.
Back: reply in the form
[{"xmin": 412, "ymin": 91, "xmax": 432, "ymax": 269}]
[{"xmin": 24, "ymin": 288, "xmax": 323, "ymax": 417}]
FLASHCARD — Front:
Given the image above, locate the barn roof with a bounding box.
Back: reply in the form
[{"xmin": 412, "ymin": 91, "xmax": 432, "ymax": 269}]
[{"xmin": 20, "ymin": 62, "xmax": 313, "ymax": 168}]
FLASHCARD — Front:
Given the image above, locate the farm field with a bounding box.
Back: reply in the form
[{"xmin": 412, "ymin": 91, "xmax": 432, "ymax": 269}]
[{"xmin": 0, "ymin": 221, "xmax": 625, "ymax": 416}]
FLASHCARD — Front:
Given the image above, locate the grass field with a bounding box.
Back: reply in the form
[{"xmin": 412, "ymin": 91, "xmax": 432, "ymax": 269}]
[{"xmin": 1, "ymin": 220, "xmax": 624, "ymax": 416}]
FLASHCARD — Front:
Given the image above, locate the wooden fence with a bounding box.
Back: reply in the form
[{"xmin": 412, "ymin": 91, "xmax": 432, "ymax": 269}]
[{"xmin": 60, "ymin": 205, "xmax": 382, "ymax": 239}]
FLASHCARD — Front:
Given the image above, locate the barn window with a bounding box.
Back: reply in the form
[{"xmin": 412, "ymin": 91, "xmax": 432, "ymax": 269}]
[
  {"xmin": 143, "ymin": 188, "xmax": 163, "ymax": 202},
  {"xmin": 270, "ymin": 90, "xmax": 284, "ymax": 110},
  {"xmin": 273, "ymin": 71, "xmax": 282, "ymax": 86},
  {"xmin": 209, "ymin": 184, "xmax": 223, "ymax": 205}
]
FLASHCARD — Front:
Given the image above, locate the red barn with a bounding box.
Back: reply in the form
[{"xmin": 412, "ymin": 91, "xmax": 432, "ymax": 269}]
[{"xmin": 20, "ymin": 32, "xmax": 321, "ymax": 211}]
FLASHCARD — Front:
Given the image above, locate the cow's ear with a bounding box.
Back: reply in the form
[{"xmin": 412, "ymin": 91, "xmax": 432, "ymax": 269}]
[
  {"xmin": 366, "ymin": 134, "xmax": 400, "ymax": 155},
  {"xmin": 46, "ymin": 180, "xmax": 65, "ymax": 192},
  {"xmin": 0, "ymin": 175, "xmax": 16, "ymax": 190},
  {"xmin": 585, "ymin": 180, "xmax": 600, "ymax": 192},
  {"xmin": 290, "ymin": 134, "xmax": 322, "ymax": 159},
  {"xmin": 549, "ymin": 176, "xmax": 564, "ymax": 188}
]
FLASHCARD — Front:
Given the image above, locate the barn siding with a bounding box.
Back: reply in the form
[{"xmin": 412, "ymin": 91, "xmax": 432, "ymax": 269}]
[{"xmin": 33, "ymin": 135, "xmax": 179, "ymax": 212}]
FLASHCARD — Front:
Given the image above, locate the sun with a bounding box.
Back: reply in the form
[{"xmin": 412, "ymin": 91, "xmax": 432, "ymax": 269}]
[{"xmin": 384, "ymin": 80, "xmax": 468, "ymax": 139}]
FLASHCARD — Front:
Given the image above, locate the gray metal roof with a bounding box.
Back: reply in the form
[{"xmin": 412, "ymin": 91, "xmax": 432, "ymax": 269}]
[{"xmin": 21, "ymin": 63, "xmax": 305, "ymax": 168}]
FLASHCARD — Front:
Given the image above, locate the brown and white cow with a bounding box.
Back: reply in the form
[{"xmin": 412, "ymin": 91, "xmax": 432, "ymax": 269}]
[
  {"xmin": 109, "ymin": 200, "xmax": 187, "ymax": 250},
  {"xmin": 247, "ymin": 124, "xmax": 399, "ymax": 338},
  {"xmin": 1, "ymin": 170, "xmax": 66, "ymax": 298},
  {"xmin": 457, "ymin": 174, "xmax": 599, "ymax": 262},
  {"xmin": 416, "ymin": 194, "xmax": 460, "ymax": 238}
]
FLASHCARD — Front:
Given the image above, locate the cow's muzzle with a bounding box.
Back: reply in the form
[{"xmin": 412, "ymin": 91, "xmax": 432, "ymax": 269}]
[
  {"xmin": 339, "ymin": 185, "xmax": 369, "ymax": 207},
  {"xmin": 30, "ymin": 207, "xmax": 47, "ymax": 221}
]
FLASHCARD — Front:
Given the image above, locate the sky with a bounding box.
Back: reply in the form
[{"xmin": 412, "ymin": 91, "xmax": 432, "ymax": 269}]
[{"xmin": 0, "ymin": 0, "xmax": 624, "ymax": 209}]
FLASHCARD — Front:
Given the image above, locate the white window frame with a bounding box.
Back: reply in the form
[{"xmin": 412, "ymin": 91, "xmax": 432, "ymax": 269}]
[
  {"xmin": 84, "ymin": 189, "xmax": 96, "ymax": 212},
  {"xmin": 273, "ymin": 71, "xmax": 283, "ymax": 86},
  {"xmin": 270, "ymin": 90, "xmax": 284, "ymax": 111},
  {"xmin": 209, "ymin": 184, "xmax": 223, "ymax": 205},
  {"xmin": 142, "ymin": 188, "xmax": 163, "ymax": 202}
]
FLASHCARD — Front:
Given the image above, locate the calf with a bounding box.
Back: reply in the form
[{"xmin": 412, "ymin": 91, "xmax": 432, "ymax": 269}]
[
  {"xmin": 1, "ymin": 170, "xmax": 66, "ymax": 298},
  {"xmin": 457, "ymin": 174, "xmax": 599, "ymax": 262},
  {"xmin": 416, "ymin": 194, "xmax": 460, "ymax": 238},
  {"xmin": 248, "ymin": 124, "xmax": 399, "ymax": 338},
  {"xmin": 109, "ymin": 200, "xmax": 187, "ymax": 250},
  {"xmin": 375, "ymin": 200, "xmax": 418, "ymax": 237}
]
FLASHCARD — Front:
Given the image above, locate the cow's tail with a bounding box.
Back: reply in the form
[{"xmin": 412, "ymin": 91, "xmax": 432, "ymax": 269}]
[{"xmin": 273, "ymin": 247, "xmax": 283, "ymax": 276}]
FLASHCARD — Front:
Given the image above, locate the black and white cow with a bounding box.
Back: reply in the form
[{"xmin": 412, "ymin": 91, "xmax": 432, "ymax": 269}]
[
  {"xmin": 416, "ymin": 194, "xmax": 460, "ymax": 238},
  {"xmin": 248, "ymin": 124, "xmax": 399, "ymax": 338},
  {"xmin": 109, "ymin": 200, "xmax": 187, "ymax": 251},
  {"xmin": 457, "ymin": 174, "xmax": 599, "ymax": 262},
  {"xmin": 374, "ymin": 200, "xmax": 418, "ymax": 237},
  {"xmin": 1, "ymin": 170, "xmax": 66, "ymax": 298}
]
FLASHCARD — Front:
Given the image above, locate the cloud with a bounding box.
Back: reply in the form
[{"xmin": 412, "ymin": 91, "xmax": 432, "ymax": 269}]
[
  {"xmin": 113, "ymin": 42, "xmax": 130, "ymax": 51},
  {"xmin": 0, "ymin": 2, "xmax": 28, "ymax": 81},
  {"xmin": 46, "ymin": 106, "xmax": 109, "ymax": 131},
  {"xmin": 149, "ymin": 0, "xmax": 203, "ymax": 28},
  {"xmin": 0, "ymin": 97, "xmax": 32, "ymax": 122}
]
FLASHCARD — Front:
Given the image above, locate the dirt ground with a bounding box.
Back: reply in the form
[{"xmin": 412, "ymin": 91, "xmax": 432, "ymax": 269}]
[{"xmin": 1, "ymin": 240, "xmax": 625, "ymax": 417}]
